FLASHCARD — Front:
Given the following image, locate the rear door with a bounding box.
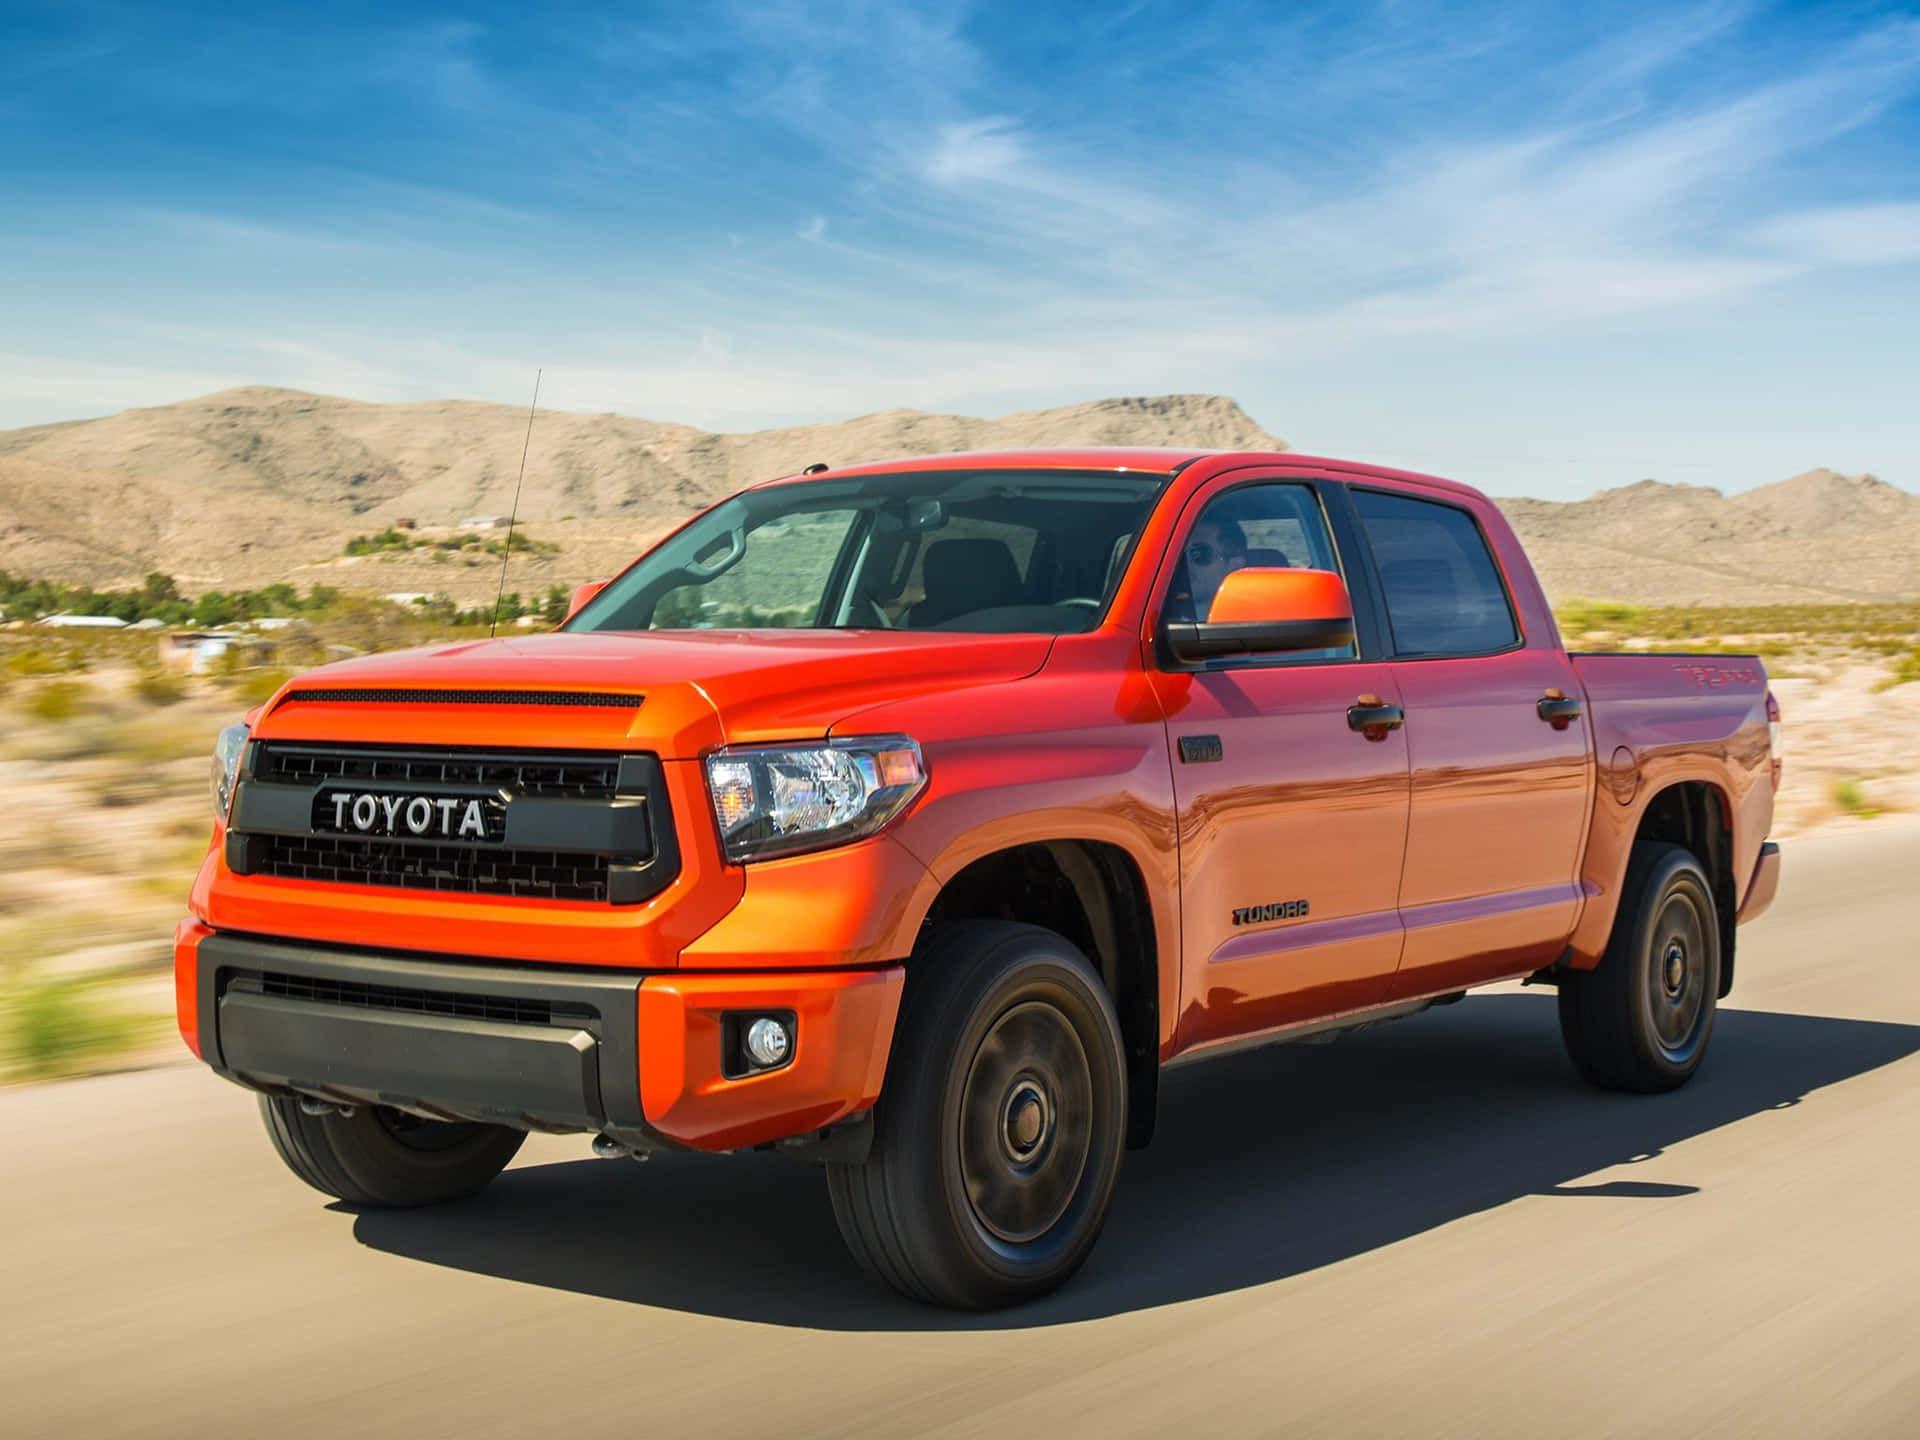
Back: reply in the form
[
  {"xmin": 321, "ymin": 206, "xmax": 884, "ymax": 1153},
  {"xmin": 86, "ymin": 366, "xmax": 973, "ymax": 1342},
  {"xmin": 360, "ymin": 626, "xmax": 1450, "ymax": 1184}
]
[
  {"xmin": 1346, "ymin": 486, "xmax": 1594, "ymax": 997},
  {"xmin": 1146, "ymin": 474, "xmax": 1411, "ymax": 1054}
]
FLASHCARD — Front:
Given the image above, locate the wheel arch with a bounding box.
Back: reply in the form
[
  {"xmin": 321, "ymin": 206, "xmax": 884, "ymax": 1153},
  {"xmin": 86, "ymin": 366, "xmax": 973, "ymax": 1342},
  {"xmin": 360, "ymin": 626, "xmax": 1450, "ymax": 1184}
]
[
  {"xmin": 918, "ymin": 838, "xmax": 1165, "ymax": 1148},
  {"xmin": 1621, "ymin": 779, "xmax": 1738, "ymax": 998}
]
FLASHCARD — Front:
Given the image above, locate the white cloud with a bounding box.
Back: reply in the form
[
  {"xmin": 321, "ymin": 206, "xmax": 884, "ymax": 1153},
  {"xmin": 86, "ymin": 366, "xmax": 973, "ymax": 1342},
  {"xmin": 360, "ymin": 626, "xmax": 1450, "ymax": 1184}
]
[
  {"xmin": 923, "ymin": 117, "xmax": 1027, "ymax": 185},
  {"xmin": 1750, "ymin": 204, "xmax": 1920, "ymax": 266}
]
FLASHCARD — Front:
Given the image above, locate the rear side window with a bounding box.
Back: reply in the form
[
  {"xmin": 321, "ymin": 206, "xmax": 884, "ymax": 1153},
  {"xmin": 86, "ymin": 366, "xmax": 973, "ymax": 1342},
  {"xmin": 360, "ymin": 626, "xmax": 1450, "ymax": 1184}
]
[{"xmin": 1351, "ymin": 490, "xmax": 1518, "ymax": 656}]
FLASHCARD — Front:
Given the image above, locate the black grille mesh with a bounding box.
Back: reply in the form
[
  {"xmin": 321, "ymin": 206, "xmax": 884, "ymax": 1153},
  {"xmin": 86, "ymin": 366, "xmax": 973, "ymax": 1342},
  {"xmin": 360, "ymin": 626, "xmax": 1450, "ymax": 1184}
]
[
  {"xmin": 256, "ymin": 745, "xmax": 619, "ymax": 800},
  {"xmin": 280, "ymin": 689, "xmax": 644, "ymax": 708},
  {"xmin": 245, "ymin": 971, "xmax": 593, "ymax": 1028},
  {"xmin": 257, "ymin": 835, "xmax": 611, "ymax": 902}
]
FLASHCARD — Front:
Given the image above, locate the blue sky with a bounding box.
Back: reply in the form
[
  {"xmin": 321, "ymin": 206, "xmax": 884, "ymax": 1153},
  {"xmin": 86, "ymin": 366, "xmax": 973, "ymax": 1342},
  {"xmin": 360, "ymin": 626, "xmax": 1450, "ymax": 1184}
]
[{"xmin": 3, "ymin": 0, "xmax": 1917, "ymax": 498}]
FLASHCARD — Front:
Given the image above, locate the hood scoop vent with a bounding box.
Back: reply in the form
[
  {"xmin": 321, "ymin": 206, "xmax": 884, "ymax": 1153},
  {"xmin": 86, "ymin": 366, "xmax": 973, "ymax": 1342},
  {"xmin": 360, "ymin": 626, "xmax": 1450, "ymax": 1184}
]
[{"xmin": 278, "ymin": 688, "xmax": 645, "ymax": 709}]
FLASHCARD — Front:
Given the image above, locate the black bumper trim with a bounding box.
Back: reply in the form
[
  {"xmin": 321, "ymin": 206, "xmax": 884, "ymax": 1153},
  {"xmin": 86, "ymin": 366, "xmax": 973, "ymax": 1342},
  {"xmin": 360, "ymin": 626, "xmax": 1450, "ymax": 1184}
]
[{"xmin": 197, "ymin": 932, "xmax": 662, "ymax": 1141}]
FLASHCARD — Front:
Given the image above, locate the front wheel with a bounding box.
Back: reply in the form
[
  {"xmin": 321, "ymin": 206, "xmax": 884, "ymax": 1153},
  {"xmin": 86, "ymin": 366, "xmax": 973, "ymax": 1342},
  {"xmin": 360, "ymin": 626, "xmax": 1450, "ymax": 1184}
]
[
  {"xmin": 258, "ymin": 1096, "xmax": 525, "ymax": 1207},
  {"xmin": 827, "ymin": 922, "xmax": 1128, "ymax": 1309},
  {"xmin": 1558, "ymin": 841, "xmax": 1721, "ymax": 1093}
]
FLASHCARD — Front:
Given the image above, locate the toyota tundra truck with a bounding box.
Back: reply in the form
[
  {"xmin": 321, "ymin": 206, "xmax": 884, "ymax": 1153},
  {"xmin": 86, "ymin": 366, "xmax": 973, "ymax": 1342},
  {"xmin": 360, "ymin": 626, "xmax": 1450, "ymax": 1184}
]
[{"xmin": 177, "ymin": 448, "xmax": 1782, "ymax": 1309}]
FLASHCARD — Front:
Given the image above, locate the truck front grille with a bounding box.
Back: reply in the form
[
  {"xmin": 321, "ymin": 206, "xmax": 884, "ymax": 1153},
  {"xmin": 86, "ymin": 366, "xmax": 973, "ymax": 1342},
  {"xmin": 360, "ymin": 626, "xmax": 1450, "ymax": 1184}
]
[
  {"xmin": 255, "ymin": 835, "xmax": 614, "ymax": 902},
  {"xmin": 230, "ymin": 743, "xmax": 677, "ymax": 906}
]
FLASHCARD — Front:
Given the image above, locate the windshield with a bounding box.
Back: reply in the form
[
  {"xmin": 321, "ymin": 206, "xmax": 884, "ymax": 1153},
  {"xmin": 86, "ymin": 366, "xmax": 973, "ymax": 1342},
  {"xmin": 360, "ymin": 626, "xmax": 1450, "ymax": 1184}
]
[{"xmin": 566, "ymin": 468, "xmax": 1171, "ymax": 635}]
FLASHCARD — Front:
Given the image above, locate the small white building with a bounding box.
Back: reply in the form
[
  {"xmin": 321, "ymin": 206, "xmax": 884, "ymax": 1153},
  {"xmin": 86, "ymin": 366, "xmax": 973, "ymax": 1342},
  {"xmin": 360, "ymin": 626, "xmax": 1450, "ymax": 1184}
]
[
  {"xmin": 38, "ymin": 613, "xmax": 128, "ymax": 629},
  {"xmin": 157, "ymin": 630, "xmax": 245, "ymax": 674}
]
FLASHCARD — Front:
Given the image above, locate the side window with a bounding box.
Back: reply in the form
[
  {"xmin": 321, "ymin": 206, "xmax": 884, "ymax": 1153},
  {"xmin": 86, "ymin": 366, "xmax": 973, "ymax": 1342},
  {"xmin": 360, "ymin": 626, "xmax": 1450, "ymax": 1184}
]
[
  {"xmin": 1351, "ymin": 490, "xmax": 1517, "ymax": 656},
  {"xmin": 1167, "ymin": 482, "xmax": 1354, "ymax": 659},
  {"xmin": 651, "ymin": 509, "xmax": 858, "ymax": 628}
]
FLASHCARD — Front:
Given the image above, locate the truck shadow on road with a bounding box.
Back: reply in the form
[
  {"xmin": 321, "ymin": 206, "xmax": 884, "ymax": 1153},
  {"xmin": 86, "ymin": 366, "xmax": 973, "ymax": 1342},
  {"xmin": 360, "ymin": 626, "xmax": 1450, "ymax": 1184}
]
[{"xmin": 349, "ymin": 994, "xmax": 1919, "ymax": 1330}]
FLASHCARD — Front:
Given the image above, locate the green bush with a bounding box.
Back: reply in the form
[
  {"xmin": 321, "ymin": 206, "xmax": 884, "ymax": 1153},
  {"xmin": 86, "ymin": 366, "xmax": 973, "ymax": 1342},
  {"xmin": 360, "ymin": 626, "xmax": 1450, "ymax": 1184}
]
[
  {"xmin": 343, "ymin": 528, "xmax": 415, "ymax": 556},
  {"xmin": 28, "ymin": 680, "xmax": 90, "ymax": 722},
  {"xmin": 6, "ymin": 646, "xmax": 83, "ymax": 677},
  {"xmin": 6, "ymin": 978, "xmax": 156, "ymax": 1080},
  {"xmin": 1556, "ymin": 599, "xmax": 1650, "ymax": 636},
  {"xmin": 1831, "ymin": 779, "xmax": 1880, "ymax": 819}
]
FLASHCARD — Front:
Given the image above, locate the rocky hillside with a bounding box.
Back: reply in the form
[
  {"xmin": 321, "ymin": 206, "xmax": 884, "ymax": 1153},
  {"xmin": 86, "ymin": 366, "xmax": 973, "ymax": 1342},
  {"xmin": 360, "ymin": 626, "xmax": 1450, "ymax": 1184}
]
[
  {"xmin": 1503, "ymin": 469, "xmax": 1920, "ymax": 605},
  {"xmin": 1, "ymin": 386, "xmax": 1912, "ymax": 606},
  {"xmin": 0, "ymin": 388, "xmax": 1282, "ymax": 600}
]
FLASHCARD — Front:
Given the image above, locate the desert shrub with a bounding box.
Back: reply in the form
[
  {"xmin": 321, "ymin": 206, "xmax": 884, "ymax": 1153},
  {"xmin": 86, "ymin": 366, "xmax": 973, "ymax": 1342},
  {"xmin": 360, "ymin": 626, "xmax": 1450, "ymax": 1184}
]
[
  {"xmin": 1877, "ymin": 648, "xmax": 1920, "ymax": 691},
  {"xmin": 481, "ymin": 532, "xmax": 558, "ymax": 557},
  {"xmin": 1831, "ymin": 779, "xmax": 1880, "ymax": 819},
  {"xmin": 234, "ymin": 667, "xmax": 293, "ymax": 706},
  {"xmin": 6, "ymin": 646, "xmax": 84, "ymax": 677},
  {"xmin": 6, "ymin": 977, "xmax": 156, "ymax": 1080},
  {"xmin": 1556, "ymin": 599, "xmax": 1649, "ymax": 635},
  {"xmin": 28, "ymin": 680, "xmax": 91, "ymax": 722},
  {"xmin": 133, "ymin": 667, "xmax": 187, "ymax": 706},
  {"xmin": 343, "ymin": 528, "xmax": 415, "ymax": 556}
]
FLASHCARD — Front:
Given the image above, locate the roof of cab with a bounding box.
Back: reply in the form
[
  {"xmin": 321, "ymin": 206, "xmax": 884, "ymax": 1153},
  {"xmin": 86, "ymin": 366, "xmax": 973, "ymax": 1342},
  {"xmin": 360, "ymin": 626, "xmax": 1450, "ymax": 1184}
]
[
  {"xmin": 749, "ymin": 447, "xmax": 1207, "ymax": 485},
  {"xmin": 750, "ymin": 446, "xmax": 1487, "ymax": 501}
]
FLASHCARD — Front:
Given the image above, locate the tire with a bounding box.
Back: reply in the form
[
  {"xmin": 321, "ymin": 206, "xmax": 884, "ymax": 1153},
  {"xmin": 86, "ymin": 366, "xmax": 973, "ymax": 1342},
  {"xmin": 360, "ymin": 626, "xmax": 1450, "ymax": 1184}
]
[
  {"xmin": 1558, "ymin": 841, "xmax": 1720, "ymax": 1093},
  {"xmin": 258, "ymin": 1096, "xmax": 526, "ymax": 1208},
  {"xmin": 826, "ymin": 921, "xmax": 1128, "ymax": 1309}
]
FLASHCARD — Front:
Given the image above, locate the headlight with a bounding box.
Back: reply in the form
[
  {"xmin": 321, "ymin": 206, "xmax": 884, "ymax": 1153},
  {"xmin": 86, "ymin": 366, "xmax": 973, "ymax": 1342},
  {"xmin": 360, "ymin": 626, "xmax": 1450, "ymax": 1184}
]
[
  {"xmin": 210, "ymin": 722, "xmax": 249, "ymax": 820},
  {"xmin": 706, "ymin": 736, "xmax": 926, "ymax": 864}
]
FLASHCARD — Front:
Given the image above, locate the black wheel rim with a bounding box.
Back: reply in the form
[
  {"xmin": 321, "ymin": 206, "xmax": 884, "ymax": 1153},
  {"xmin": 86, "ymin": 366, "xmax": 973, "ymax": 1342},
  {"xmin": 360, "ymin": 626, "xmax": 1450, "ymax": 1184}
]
[
  {"xmin": 957, "ymin": 1000, "xmax": 1094, "ymax": 1246},
  {"xmin": 1646, "ymin": 888, "xmax": 1709, "ymax": 1059},
  {"xmin": 373, "ymin": 1107, "xmax": 486, "ymax": 1153}
]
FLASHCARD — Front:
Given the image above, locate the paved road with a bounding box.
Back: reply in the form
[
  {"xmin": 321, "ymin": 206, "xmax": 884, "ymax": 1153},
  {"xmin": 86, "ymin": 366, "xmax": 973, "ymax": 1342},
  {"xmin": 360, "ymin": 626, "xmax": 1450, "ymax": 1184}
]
[{"xmin": 7, "ymin": 821, "xmax": 1918, "ymax": 1439}]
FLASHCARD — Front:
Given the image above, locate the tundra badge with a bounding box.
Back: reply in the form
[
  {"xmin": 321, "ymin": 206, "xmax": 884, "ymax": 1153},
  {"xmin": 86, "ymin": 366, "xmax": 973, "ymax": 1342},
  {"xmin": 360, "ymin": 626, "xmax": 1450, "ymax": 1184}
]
[{"xmin": 1232, "ymin": 899, "xmax": 1310, "ymax": 926}]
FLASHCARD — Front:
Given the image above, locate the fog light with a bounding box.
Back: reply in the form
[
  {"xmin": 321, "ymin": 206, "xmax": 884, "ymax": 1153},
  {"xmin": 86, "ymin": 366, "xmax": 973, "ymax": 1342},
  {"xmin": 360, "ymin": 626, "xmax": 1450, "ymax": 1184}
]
[{"xmin": 744, "ymin": 1016, "xmax": 792, "ymax": 1069}]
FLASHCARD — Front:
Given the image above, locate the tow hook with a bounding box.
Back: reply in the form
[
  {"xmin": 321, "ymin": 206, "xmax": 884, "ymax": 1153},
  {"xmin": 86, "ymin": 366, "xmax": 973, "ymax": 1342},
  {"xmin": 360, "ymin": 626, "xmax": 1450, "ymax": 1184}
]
[
  {"xmin": 297, "ymin": 1096, "xmax": 356, "ymax": 1118},
  {"xmin": 592, "ymin": 1134, "xmax": 652, "ymax": 1163}
]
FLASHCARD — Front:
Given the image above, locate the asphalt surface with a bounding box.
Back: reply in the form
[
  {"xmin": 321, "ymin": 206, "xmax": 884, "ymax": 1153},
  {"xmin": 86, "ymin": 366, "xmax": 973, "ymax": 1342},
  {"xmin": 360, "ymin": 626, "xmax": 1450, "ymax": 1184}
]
[{"xmin": 7, "ymin": 820, "xmax": 1918, "ymax": 1440}]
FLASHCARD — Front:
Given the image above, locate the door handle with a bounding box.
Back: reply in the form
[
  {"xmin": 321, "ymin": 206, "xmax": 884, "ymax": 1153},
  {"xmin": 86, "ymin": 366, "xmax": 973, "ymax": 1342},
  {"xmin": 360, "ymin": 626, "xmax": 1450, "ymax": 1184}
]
[
  {"xmin": 1537, "ymin": 689, "xmax": 1583, "ymax": 729},
  {"xmin": 1347, "ymin": 694, "xmax": 1404, "ymax": 740}
]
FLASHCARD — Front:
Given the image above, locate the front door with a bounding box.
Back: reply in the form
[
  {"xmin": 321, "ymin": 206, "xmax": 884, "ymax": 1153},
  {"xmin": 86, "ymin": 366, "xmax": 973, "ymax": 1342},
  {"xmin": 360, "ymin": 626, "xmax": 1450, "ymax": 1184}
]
[
  {"xmin": 1344, "ymin": 487, "xmax": 1594, "ymax": 998},
  {"xmin": 1148, "ymin": 477, "xmax": 1412, "ymax": 1055}
]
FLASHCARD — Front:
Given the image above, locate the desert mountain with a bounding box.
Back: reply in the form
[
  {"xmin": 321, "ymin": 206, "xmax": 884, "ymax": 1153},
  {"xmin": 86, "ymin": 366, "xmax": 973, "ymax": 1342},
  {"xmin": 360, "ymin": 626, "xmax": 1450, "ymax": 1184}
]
[
  {"xmin": 1503, "ymin": 469, "xmax": 1920, "ymax": 605},
  {"xmin": 0, "ymin": 388, "xmax": 1281, "ymax": 600},
  {"xmin": 0, "ymin": 387, "xmax": 1913, "ymax": 606}
]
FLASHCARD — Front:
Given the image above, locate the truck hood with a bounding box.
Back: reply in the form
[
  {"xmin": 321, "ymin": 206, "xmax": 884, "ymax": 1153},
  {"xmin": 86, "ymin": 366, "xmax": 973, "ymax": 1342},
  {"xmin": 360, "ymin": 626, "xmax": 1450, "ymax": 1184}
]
[{"xmin": 255, "ymin": 630, "xmax": 1055, "ymax": 755}]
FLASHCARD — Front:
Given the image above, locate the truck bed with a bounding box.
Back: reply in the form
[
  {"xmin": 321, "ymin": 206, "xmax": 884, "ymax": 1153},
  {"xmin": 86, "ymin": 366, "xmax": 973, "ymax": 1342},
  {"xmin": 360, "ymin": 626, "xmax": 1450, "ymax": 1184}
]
[{"xmin": 1567, "ymin": 650, "xmax": 1775, "ymax": 964}]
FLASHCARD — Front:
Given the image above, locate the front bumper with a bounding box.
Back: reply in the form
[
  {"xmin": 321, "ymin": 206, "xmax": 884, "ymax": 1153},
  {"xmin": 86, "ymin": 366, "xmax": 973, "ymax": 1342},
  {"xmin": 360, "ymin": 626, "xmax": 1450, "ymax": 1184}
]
[{"xmin": 175, "ymin": 922, "xmax": 903, "ymax": 1153}]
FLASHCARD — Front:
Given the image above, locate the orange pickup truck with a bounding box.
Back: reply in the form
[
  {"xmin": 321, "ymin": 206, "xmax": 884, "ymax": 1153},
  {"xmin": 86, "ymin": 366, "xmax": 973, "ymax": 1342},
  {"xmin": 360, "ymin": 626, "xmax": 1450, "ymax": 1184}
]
[{"xmin": 177, "ymin": 448, "xmax": 1781, "ymax": 1308}]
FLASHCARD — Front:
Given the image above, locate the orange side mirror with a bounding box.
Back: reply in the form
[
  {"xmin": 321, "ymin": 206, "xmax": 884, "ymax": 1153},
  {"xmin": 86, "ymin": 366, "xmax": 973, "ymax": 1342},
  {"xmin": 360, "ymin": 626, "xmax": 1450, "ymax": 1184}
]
[
  {"xmin": 564, "ymin": 580, "xmax": 608, "ymax": 624},
  {"xmin": 1166, "ymin": 567, "xmax": 1356, "ymax": 662},
  {"xmin": 1206, "ymin": 567, "xmax": 1353, "ymax": 626}
]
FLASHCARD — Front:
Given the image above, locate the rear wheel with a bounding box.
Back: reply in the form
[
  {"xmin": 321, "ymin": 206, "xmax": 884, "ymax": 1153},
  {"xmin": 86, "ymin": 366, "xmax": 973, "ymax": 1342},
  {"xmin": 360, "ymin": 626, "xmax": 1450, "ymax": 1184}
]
[
  {"xmin": 258, "ymin": 1096, "xmax": 525, "ymax": 1207},
  {"xmin": 826, "ymin": 921, "xmax": 1127, "ymax": 1309},
  {"xmin": 1559, "ymin": 841, "xmax": 1720, "ymax": 1092}
]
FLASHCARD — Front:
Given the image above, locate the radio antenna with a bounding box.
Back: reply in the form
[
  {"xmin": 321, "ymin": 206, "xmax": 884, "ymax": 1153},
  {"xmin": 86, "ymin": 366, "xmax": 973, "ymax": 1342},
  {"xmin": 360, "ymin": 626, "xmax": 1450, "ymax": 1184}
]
[{"xmin": 490, "ymin": 367, "xmax": 542, "ymax": 637}]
